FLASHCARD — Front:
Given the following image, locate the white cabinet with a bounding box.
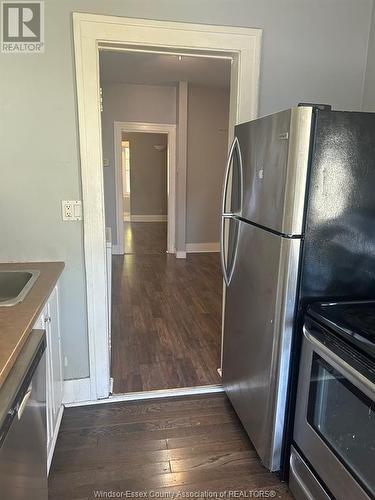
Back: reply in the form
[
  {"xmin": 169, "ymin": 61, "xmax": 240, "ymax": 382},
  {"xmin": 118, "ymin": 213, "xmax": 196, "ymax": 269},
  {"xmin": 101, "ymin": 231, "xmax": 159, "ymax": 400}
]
[{"xmin": 34, "ymin": 284, "xmax": 64, "ymax": 473}]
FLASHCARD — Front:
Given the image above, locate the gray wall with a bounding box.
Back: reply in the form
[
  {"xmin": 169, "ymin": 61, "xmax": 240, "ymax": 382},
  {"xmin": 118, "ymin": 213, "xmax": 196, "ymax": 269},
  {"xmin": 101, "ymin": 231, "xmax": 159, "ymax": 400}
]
[
  {"xmin": 0, "ymin": 0, "xmax": 372, "ymax": 380},
  {"xmin": 101, "ymin": 83, "xmax": 176, "ymax": 241},
  {"xmin": 363, "ymin": 3, "xmax": 375, "ymax": 111},
  {"xmin": 187, "ymin": 86, "xmax": 230, "ymax": 244},
  {"xmin": 124, "ymin": 133, "xmax": 168, "ymax": 216}
]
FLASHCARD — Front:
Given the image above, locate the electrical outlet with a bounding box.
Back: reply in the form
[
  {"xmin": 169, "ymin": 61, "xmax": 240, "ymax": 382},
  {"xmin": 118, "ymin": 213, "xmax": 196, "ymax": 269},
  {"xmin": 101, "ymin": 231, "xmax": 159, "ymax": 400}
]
[
  {"xmin": 62, "ymin": 200, "xmax": 82, "ymax": 221},
  {"xmin": 62, "ymin": 201, "xmax": 73, "ymax": 220}
]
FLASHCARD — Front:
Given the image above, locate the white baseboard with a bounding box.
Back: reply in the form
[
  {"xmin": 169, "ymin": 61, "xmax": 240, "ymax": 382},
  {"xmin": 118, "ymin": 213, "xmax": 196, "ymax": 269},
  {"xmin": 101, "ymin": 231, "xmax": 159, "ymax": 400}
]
[
  {"xmin": 111, "ymin": 244, "xmax": 122, "ymax": 255},
  {"xmin": 186, "ymin": 242, "xmax": 220, "ymax": 253},
  {"xmin": 63, "ymin": 377, "xmax": 91, "ymax": 405},
  {"xmin": 176, "ymin": 251, "xmax": 187, "ymax": 259},
  {"xmin": 65, "ymin": 384, "xmax": 224, "ymax": 407},
  {"xmin": 125, "ymin": 214, "xmax": 167, "ymax": 222}
]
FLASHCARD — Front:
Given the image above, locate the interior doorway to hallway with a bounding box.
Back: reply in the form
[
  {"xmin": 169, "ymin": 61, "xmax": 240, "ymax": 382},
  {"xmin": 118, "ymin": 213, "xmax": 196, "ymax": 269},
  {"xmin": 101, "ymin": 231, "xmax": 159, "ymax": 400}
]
[
  {"xmin": 111, "ymin": 120, "xmax": 177, "ymax": 255},
  {"xmin": 73, "ymin": 13, "xmax": 261, "ymax": 400},
  {"xmin": 100, "ymin": 49, "xmax": 231, "ymax": 395}
]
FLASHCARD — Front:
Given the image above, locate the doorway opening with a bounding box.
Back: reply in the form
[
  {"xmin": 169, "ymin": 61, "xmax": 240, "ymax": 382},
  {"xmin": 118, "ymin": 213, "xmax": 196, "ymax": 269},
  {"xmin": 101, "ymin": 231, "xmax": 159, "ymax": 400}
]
[
  {"xmin": 111, "ymin": 120, "xmax": 177, "ymax": 256},
  {"xmin": 100, "ymin": 49, "xmax": 231, "ymax": 394},
  {"xmin": 122, "ymin": 139, "xmax": 131, "ymax": 222},
  {"xmin": 122, "ymin": 132, "xmax": 168, "ymax": 253},
  {"xmin": 73, "ymin": 13, "xmax": 262, "ymax": 401}
]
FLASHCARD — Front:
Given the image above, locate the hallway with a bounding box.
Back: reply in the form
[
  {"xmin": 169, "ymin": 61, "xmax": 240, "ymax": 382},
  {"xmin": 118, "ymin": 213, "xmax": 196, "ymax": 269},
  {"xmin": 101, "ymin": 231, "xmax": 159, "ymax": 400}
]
[{"xmin": 111, "ymin": 222, "xmax": 222, "ymax": 394}]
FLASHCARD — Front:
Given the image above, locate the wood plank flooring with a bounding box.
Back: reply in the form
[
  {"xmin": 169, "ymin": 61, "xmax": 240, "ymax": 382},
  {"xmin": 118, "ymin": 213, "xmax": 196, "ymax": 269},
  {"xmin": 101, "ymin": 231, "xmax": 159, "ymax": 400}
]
[
  {"xmin": 124, "ymin": 221, "xmax": 167, "ymax": 255},
  {"xmin": 111, "ymin": 222, "xmax": 222, "ymax": 394},
  {"xmin": 48, "ymin": 393, "xmax": 293, "ymax": 499}
]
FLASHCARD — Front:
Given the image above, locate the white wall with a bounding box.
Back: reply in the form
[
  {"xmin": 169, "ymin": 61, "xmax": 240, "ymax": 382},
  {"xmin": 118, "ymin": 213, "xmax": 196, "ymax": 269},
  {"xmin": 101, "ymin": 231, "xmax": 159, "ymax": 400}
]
[
  {"xmin": 101, "ymin": 83, "xmax": 176, "ymax": 242},
  {"xmin": 363, "ymin": 2, "xmax": 375, "ymax": 111},
  {"xmin": 187, "ymin": 86, "xmax": 230, "ymax": 244},
  {"xmin": 0, "ymin": 0, "xmax": 372, "ymax": 380}
]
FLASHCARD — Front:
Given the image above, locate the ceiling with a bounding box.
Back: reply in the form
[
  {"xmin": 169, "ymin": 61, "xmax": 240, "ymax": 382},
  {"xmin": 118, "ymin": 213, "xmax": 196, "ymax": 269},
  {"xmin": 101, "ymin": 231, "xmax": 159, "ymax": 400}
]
[{"xmin": 99, "ymin": 50, "xmax": 231, "ymax": 89}]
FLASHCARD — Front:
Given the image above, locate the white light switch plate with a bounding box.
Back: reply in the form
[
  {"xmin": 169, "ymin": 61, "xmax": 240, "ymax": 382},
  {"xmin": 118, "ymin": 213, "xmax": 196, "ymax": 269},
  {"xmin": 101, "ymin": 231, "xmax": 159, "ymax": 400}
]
[{"xmin": 62, "ymin": 200, "xmax": 82, "ymax": 221}]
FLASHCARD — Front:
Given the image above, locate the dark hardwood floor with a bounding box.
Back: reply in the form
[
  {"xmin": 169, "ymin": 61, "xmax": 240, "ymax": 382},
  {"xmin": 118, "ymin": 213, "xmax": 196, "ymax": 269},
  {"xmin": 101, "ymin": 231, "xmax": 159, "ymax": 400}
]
[
  {"xmin": 124, "ymin": 221, "xmax": 167, "ymax": 255},
  {"xmin": 111, "ymin": 222, "xmax": 222, "ymax": 394},
  {"xmin": 48, "ymin": 393, "xmax": 293, "ymax": 499}
]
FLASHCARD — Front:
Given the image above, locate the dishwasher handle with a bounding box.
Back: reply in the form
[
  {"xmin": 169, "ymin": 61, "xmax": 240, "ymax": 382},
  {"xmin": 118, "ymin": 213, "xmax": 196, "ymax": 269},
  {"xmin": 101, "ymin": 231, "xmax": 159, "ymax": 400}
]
[{"xmin": 17, "ymin": 384, "xmax": 32, "ymax": 420}]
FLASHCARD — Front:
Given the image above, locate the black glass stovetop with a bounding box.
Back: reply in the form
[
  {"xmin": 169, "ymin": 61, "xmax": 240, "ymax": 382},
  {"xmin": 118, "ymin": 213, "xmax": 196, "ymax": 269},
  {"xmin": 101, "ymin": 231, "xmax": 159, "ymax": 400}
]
[{"xmin": 307, "ymin": 300, "xmax": 375, "ymax": 359}]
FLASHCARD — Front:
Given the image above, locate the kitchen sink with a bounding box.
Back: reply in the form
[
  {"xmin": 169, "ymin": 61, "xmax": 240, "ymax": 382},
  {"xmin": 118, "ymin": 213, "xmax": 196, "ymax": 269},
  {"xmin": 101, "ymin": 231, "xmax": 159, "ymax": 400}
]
[{"xmin": 0, "ymin": 270, "xmax": 40, "ymax": 306}]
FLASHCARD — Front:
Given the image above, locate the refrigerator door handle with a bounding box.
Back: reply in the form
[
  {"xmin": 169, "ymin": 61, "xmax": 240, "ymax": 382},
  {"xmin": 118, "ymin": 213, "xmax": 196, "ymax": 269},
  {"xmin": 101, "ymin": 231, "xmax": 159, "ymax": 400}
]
[
  {"xmin": 220, "ymin": 215, "xmax": 240, "ymax": 287},
  {"xmin": 220, "ymin": 214, "xmax": 231, "ymax": 286},
  {"xmin": 221, "ymin": 137, "xmax": 243, "ymax": 287},
  {"xmin": 237, "ymin": 138, "xmax": 244, "ymax": 217},
  {"xmin": 221, "ymin": 136, "xmax": 243, "ymax": 217}
]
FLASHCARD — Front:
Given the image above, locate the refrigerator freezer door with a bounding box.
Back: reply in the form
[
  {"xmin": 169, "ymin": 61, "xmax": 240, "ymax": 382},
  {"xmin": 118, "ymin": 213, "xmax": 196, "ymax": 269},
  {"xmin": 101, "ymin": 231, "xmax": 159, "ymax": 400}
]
[
  {"xmin": 222, "ymin": 221, "xmax": 301, "ymax": 471},
  {"xmin": 236, "ymin": 107, "xmax": 312, "ymax": 235}
]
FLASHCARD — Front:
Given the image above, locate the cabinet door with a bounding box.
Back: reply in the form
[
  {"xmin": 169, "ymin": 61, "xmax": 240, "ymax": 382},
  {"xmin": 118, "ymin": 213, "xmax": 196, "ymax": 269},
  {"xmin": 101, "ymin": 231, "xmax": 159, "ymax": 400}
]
[
  {"xmin": 34, "ymin": 304, "xmax": 54, "ymax": 447},
  {"xmin": 32, "ymin": 284, "xmax": 64, "ymax": 472},
  {"xmin": 47, "ymin": 286, "xmax": 63, "ymax": 430}
]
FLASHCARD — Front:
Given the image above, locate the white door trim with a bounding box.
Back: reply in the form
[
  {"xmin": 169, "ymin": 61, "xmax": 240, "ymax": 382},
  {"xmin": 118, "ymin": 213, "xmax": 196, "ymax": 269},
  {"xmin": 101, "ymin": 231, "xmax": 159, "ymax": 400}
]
[
  {"xmin": 73, "ymin": 12, "xmax": 262, "ymax": 401},
  {"xmin": 113, "ymin": 121, "xmax": 176, "ymax": 255},
  {"xmin": 176, "ymin": 81, "xmax": 188, "ymax": 256}
]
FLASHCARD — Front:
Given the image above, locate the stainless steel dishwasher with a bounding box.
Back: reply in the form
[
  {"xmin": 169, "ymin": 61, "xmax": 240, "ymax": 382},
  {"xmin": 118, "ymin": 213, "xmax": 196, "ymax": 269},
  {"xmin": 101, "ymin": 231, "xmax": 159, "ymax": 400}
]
[{"xmin": 0, "ymin": 329, "xmax": 47, "ymax": 499}]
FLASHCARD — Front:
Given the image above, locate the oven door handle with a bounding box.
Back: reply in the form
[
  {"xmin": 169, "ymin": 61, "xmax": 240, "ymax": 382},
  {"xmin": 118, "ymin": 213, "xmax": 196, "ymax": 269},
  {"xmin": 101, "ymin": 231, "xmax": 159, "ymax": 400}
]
[{"xmin": 303, "ymin": 326, "xmax": 375, "ymax": 401}]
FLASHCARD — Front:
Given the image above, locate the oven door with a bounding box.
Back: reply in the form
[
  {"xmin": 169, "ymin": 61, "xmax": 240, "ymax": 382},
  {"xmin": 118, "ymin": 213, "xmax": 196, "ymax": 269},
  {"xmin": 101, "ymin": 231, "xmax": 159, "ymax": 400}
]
[{"xmin": 293, "ymin": 322, "xmax": 375, "ymax": 500}]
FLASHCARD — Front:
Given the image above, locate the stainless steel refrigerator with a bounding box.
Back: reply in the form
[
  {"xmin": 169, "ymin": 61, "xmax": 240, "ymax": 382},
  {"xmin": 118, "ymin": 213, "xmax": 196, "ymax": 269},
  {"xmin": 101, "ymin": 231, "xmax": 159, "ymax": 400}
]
[{"xmin": 220, "ymin": 105, "xmax": 375, "ymax": 473}]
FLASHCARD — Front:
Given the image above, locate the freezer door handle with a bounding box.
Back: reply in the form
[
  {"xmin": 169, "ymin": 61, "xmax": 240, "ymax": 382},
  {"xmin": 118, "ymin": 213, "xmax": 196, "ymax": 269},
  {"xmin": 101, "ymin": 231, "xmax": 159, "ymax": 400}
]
[{"xmin": 221, "ymin": 136, "xmax": 243, "ymax": 218}]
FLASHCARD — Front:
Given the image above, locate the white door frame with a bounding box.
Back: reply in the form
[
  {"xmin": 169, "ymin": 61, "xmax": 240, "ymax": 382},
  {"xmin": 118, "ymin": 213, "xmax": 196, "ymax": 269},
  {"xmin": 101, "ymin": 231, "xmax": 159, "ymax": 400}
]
[
  {"xmin": 73, "ymin": 12, "xmax": 262, "ymax": 401},
  {"xmin": 113, "ymin": 121, "xmax": 176, "ymax": 255}
]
